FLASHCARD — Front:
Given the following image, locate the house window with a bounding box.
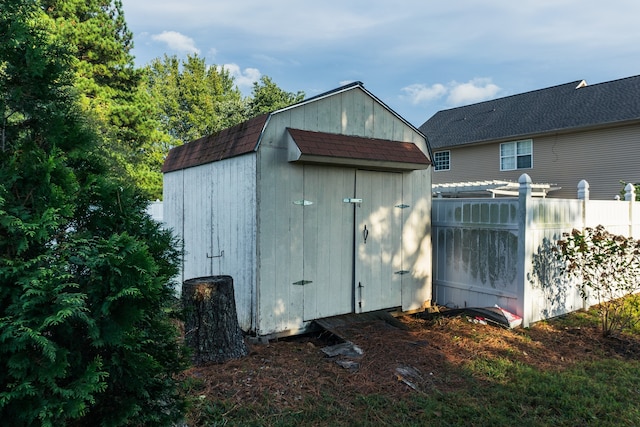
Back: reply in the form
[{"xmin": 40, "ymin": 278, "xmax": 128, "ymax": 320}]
[
  {"xmin": 500, "ymin": 140, "xmax": 532, "ymax": 171},
  {"xmin": 433, "ymin": 151, "xmax": 450, "ymax": 171}
]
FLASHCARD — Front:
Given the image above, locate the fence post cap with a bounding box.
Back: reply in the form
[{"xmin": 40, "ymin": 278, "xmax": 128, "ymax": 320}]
[
  {"xmin": 624, "ymin": 183, "xmax": 636, "ymax": 201},
  {"xmin": 518, "ymin": 173, "xmax": 532, "ymax": 184},
  {"xmin": 577, "ymin": 179, "xmax": 589, "ymax": 189}
]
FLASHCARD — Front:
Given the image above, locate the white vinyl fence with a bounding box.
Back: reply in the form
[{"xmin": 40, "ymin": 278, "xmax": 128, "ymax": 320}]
[{"xmin": 432, "ymin": 174, "xmax": 640, "ymax": 326}]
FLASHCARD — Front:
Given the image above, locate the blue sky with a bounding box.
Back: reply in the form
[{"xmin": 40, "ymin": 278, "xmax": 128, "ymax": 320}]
[{"xmin": 122, "ymin": 0, "xmax": 640, "ymax": 127}]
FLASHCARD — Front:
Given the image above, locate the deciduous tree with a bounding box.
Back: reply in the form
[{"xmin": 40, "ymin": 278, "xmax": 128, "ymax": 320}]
[{"xmin": 145, "ymin": 54, "xmax": 246, "ymax": 145}]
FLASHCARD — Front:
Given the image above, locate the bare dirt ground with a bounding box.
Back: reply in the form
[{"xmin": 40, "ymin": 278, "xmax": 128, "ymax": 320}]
[{"xmin": 181, "ymin": 309, "xmax": 640, "ymax": 415}]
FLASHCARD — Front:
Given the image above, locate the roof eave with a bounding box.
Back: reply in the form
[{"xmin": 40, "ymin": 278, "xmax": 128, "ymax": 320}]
[{"xmin": 290, "ymin": 154, "xmax": 430, "ymax": 171}]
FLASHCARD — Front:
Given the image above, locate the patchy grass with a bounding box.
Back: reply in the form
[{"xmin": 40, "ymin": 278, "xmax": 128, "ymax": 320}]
[{"xmin": 180, "ymin": 305, "xmax": 640, "ymax": 426}]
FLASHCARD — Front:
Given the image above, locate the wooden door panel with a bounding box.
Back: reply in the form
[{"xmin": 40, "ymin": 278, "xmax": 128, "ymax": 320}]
[
  {"xmin": 302, "ymin": 166, "xmax": 355, "ymax": 320},
  {"xmin": 354, "ymin": 170, "xmax": 403, "ymax": 312}
]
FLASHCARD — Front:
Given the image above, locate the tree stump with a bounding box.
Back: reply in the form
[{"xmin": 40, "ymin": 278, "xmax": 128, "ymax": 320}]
[{"xmin": 182, "ymin": 276, "xmax": 248, "ymax": 364}]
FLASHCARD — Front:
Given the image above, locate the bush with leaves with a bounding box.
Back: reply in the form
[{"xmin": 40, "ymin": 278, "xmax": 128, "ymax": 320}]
[
  {"xmin": 557, "ymin": 225, "xmax": 640, "ymax": 337},
  {"xmin": 0, "ymin": 2, "xmax": 187, "ymax": 425}
]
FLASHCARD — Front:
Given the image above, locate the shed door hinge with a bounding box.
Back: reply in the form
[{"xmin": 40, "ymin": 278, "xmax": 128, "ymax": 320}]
[
  {"xmin": 394, "ymin": 270, "xmax": 410, "ymax": 275},
  {"xmin": 292, "ymin": 280, "xmax": 313, "ymax": 286},
  {"xmin": 395, "ymin": 204, "xmax": 410, "ymax": 209}
]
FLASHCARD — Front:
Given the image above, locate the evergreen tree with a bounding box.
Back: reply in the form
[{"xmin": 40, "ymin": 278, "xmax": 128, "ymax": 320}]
[
  {"xmin": 0, "ymin": 1, "xmax": 187, "ymax": 425},
  {"xmin": 42, "ymin": 0, "xmax": 168, "ymax": 199},
  {"xmin": 247, "ymin": 75, "xmax": 305, "ymax": 117}
]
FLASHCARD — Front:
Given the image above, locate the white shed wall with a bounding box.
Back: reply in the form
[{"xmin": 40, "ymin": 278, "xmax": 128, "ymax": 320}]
[
  {"xmin": 254, "ymin": 87, "xmax": 432, "ymax": 336},
  {"xmin": 163, "ymin": 154, "xmax": 258, "ymax": 331}
]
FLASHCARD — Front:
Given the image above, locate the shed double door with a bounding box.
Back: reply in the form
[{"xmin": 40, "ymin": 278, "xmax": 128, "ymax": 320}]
[{"xmin": 301, "ymin": 166, "xmax": 403, "ymax": 321}]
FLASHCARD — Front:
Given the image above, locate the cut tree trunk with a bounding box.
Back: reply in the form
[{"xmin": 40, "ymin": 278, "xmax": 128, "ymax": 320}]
[{"xmin": 182, "ymin": 276, "xmax": 248, "ymax": 364}]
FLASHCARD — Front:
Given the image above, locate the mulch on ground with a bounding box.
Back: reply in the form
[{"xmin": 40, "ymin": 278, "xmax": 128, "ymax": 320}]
[{"xmin": 181, "ymin": 310, "xmax": 640, "ymax": 413}]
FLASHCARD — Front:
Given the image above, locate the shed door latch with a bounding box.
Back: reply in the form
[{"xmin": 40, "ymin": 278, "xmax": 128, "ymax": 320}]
[{"xmin": 343, "ymin": 198, "xmax": 363, "ymax": 204}]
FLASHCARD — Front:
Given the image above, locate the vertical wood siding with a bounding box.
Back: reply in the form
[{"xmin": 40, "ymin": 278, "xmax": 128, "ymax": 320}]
[
  {"xmin": 163, "ymin": 155, "xmax": 257, "ymax": 332},
  {"xmin": 354, "ymin": 170, "xmax": 403, "ymax": 312},
  {"xmin": 162, "ymin": 170, "xmax": 184, "ymax": 280},
  {"xmin": 256, "ymin": 142, "xmax": 305, "ymax": 335},
  {"xmin": 164, "ymin": 86, "xmax": 431, "ymax": 337},
  {"xmin": 401, "ymin": 168, "xmax": 432, "ymax": 312},
  {"xmin": 255, "ymin": 87, "xmax": 431, "ymax": 336},
  {"xmin": 302, "ymin": 166, "xmax": 355, "ymax": 320}
]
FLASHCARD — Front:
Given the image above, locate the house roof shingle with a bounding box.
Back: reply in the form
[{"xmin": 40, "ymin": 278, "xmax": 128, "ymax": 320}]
[
  {"xmin": 420, "ymin": 74, "xmax": 640, "ymax": 149},
  {"xmin": 161, "ymin": 113, "xmax": 269, "ymax": 173}
]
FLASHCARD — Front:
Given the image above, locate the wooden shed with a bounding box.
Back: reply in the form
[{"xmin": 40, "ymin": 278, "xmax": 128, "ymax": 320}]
[{"xmin": 162, "ymin": 82, "xmax": 433, "ymax": 338}]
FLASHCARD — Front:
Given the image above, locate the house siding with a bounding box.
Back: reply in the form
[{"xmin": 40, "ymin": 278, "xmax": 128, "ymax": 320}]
[
  {"xmin": 432, "ymin": 123, "xmax": 640, "ymax": 200},
  {"xmin": 533, "ymin": 124, "xmax": 640, "ymax": 199}
]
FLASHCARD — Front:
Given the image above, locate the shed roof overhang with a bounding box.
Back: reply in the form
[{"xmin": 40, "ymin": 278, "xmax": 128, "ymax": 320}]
[{"xmin": 286, "ymin": 128, "xmax": 431, "ymax": 171}]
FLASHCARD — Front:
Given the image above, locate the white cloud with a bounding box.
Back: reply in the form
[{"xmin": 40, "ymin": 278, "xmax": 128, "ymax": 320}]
[
  {"xmin": 402, "ymin": 78, "xmax": 501, "ymax": 107},
  {"xmin": 218, "ymin": 64, "xmax": 261, "ymax": 92},
  {"xmin": 402, "ymin": 83, "xmax": 447, "ymax": 105},
  {"xmin": 151, "ymin": 31, "xmax": 200, "ymax": 54},
  {"xmin": 206, "ymin": 48, "xmax": 218, "ymax": 60},
  {"xmin": 447, "ymin": 78, "xmax": 501, "ymax": 106},
  {"xmin": 124, "ymin": 0, "xmax": 640, "ymax": 124}
]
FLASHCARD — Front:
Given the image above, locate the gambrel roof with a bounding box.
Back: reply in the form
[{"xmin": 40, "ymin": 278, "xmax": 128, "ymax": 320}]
[
  {"xmin": 161, "ymin": 113, "xmax": 269, "ymax": 173},
  {"xmin": 420, "ymin": 74, "xmax": 640, "ymax": 150}
]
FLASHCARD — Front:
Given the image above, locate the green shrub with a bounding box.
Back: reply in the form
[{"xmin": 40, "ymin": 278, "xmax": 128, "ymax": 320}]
[
  {"xmin": 0, "ymin": 2, "xmax": 188, "ymax": 425},
  {"xmin": 557, "ymin": 225, "xmax": 640, "ymax": 336}
]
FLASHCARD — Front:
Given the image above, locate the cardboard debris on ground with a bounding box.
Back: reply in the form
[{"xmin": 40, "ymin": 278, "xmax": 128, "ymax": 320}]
[
  {"xmin": 395, "ymin": 365, "xmax": 424, "ymax": 392},
  {"xmin": 422, "ymin": 305, "xmax": 523, "ymax": 329},
  {"xmin": 321, "ymin": 341, "xmax": 364, "ymax": 371},
  {"xmin": 335, "ymin": 359, "xmax": 360, "ymax": 372},
  {"xmin": 321, "ymin": 341, "xmax": 364, "ymax": 358}
]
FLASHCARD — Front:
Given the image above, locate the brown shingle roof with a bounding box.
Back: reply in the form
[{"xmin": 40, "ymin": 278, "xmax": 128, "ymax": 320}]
[
  {"xmin": 162, "ymin": 114, "xmax": 269, "ymax": 173},
  {"xmin": 287, "ymin": 128, "xmax": 430, "ymax": 167}
]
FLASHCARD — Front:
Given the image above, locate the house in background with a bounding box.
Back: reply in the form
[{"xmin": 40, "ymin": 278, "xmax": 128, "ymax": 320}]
[
  {"xmin": 420, "ymin": 75, "xmax": 640, "ymax": 200},
  {"xmin": 162, "ymin": 82, "xmax": 433, "ymax": 338}
]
